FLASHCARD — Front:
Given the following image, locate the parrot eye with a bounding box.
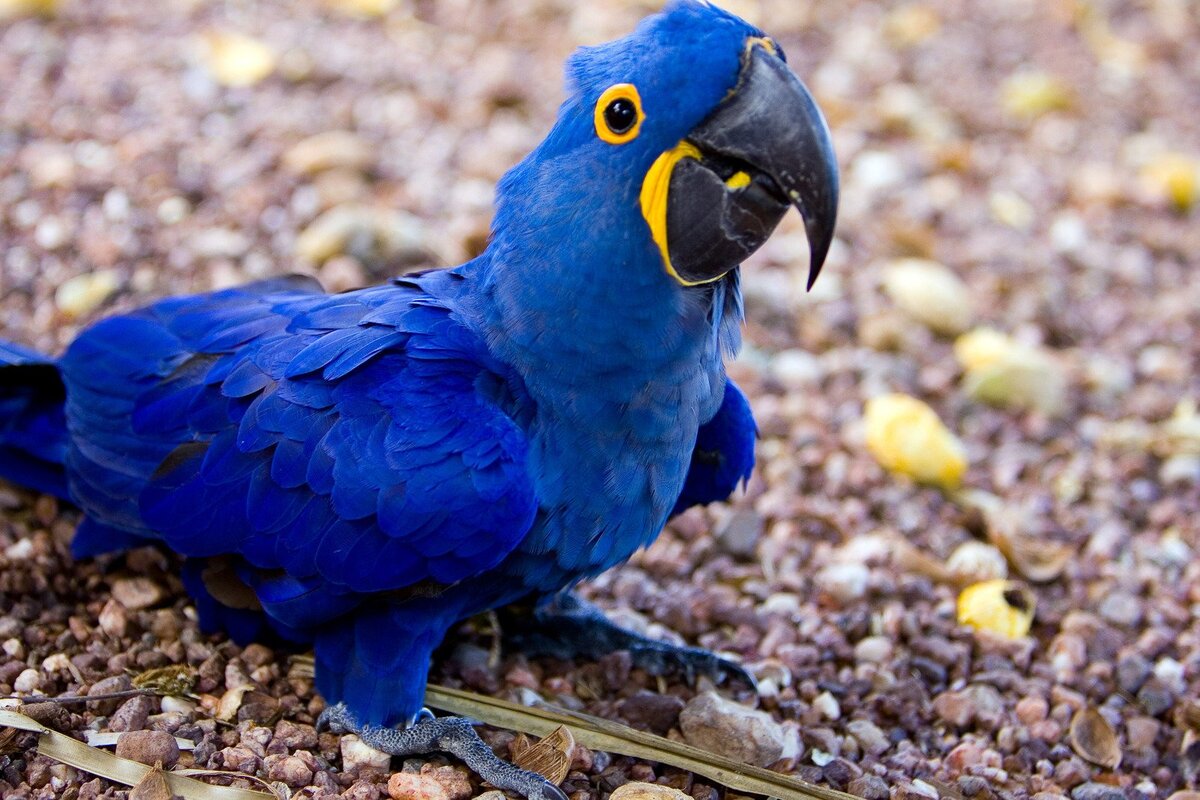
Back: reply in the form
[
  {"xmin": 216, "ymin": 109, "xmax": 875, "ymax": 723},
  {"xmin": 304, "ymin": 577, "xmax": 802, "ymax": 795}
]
[{"xmin": 594, "ymin": 83, "xmax": 644, "ymax": 145}]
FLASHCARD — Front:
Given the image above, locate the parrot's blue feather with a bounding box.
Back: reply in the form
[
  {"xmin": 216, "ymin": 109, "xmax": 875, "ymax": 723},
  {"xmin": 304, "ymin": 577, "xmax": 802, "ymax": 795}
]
[{"xmin": 0, "ymin": 1, "xmax": 772, "ymax": 728}]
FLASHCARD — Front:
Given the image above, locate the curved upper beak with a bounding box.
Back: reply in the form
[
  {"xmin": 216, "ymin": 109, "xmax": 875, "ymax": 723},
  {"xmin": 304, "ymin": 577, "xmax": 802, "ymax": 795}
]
[{"xmin": 686, "ymin": 43, "xmax": 840, "ymax": 289}]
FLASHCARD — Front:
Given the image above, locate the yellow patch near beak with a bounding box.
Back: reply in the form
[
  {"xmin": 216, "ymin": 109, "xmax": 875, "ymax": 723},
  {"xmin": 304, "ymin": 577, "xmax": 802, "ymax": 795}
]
[{"xmin": 640, "ymin": 140, "xmax": 729, "ymax": 287}]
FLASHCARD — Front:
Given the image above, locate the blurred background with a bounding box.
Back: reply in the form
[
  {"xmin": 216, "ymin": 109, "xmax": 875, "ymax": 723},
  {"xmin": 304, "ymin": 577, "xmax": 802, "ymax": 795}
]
[{"xmin": 1, "ymin": 1, "xmax": 1199, "ymax": 798}]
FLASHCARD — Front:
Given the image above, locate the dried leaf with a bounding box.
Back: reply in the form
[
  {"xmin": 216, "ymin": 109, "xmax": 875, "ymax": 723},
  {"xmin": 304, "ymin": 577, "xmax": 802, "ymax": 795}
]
[
  {"xmin": 132, "ymin": 665, "xmax": 197, "ymax": 697},
  {"xmin": 991, "ymin": 526, "xmax": 1074, "ymax": 583},
  {"xmin": 958, "ymin": 491, "xmax": 1075, "ymax": 582},
  {"xmin": 0, "ymin": 707, "xmax": 270, "ymax": 799},
  {"xmin": 511, "ymin": 724, "xmax": 574, "ymax": 784},
  {"xmin": 217, "ymin": 685, "xmax": 253, "ymax": 722},
  {"xmin": 957, "ymin": 580, "xmax": 1035, "ymax": 639},
  {"xmin": 892, "ymin": 538, "xmax": 958, "ymax": 585},
  {"xmin": 1070, "ymin": 708, "xmax": 1122, "ymax": 770},
  {"xmin": 0, "ymin": 726, "xmax": 20, "ymax": 756},
  {"xmin": 129, "ymin": 766, "xmax": 175, "ymax": 800}
]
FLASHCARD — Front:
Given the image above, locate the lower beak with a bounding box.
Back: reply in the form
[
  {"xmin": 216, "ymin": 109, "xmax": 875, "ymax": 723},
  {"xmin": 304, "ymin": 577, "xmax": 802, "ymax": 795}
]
[{"xmin": 646, "ymin": 42, "xmax": 839, "ymax": 288}]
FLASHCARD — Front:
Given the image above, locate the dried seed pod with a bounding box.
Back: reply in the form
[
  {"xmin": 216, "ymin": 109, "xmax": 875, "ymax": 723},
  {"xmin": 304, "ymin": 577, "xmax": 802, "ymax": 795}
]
[
  {"xmin": 610, "ymin": 783, "xmax": 692, "ymax": 800},
  {"xmin": 128, "ymin": 767, "xmax": 174, "ymax": 800},
  {"xmin": 198, "ymin": 31, "xmax": 276, "ymax": 88},
  {"xmin": 881, "ymin": 258, "xmax": 973, "ymax": 336},
  {"xmin": 1070, "ymin": 708, "xmax": 1122, "ymax": 770},
  {"xmin": 954, "ymin": 328, "xmax": 1067, "ymax": 417},
  {"xmin": 1001, "ymin": 70, "xmax": 1072, "ymax": 120},
  {"xmin": 992, "ymin": 528, "xmax": 1074, "ymax": 583},
  {"xmin": 511, "ymin": 725, "xmax": 574, "ymax": 784},
  {"xmin": 957, "ymin": 580, "xmax": 1035, "ymax": 639},
  {"xmin": 955, "ymin": 489, "xmax": 1075, "ymax": 582},
  {"xmin": 1175, "ymin": 699, "xmax": 1200, "ymax": 732},
  {"xmin": 864, "ymin": 393, "xmax": 968, "ymax": 490}
]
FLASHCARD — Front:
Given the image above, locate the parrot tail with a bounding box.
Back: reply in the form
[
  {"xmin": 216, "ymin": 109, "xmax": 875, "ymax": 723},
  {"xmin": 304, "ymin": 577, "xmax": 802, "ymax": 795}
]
[{"xmin": 0, "ymin": 339, "xmax": 71, "ymax": 500}]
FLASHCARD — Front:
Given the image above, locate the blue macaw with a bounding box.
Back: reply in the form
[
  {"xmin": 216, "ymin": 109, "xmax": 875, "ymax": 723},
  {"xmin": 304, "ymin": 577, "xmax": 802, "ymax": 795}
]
[{"xmin": 0, "ymin": 2, "xmax": 837, "ymax": 796}]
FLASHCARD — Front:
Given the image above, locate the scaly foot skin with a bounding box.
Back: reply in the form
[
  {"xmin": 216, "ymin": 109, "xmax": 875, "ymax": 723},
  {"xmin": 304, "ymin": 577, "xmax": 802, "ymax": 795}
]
[
  {"xmin": 318, "ymin": 703, "xmax": 568, "ymax": 800},
  {"xmin": 501, "ymin": 592, "xmax": 757, "ymax": 690}
]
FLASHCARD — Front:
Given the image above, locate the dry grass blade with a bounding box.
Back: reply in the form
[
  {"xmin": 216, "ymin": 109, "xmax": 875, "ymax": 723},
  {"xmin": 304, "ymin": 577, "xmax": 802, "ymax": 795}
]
[
  {"xmin": 425, "ymin": 685, "xmax": 860, "ymax": 800},
  {"xmin": 0, "ymin": 708, "xmax": 272, "ymax": 800}
]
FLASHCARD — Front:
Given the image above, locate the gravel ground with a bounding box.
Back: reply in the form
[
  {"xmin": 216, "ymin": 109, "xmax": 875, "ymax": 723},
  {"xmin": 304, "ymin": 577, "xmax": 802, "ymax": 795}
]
[{"xmin": 1, "ymin": 1, "xmax": 1198, "ymax": 799}]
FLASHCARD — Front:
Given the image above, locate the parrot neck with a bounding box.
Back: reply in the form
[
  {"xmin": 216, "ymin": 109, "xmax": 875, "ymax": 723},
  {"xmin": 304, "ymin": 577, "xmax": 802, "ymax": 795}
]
[{"xmin": 460, "ymin": 243, "xmax": 742, "ymax": 417}]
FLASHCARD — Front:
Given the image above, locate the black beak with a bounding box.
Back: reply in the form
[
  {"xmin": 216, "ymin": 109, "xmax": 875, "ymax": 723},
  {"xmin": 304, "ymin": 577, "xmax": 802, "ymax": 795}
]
[{"xmin": 662, "ymin": 42, "xmax": 839, "ymax": 289}]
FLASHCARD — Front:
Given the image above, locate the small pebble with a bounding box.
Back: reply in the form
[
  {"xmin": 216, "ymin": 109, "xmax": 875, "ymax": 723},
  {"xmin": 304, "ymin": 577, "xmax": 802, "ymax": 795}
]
[
  {"xmin": 678, "ymin": 691, "xmax": 785, "ymax": 767},
  {"xmin": 13, "ymin": 668, "xmax": 41, "ymax": 694},
  {"xmin": 264, "ymin": 753, "xmax": 314, "ymax": 788},
  {"xmin": 1071, "ymin": 783, "xmax": 1126, "ymax": 800},
  {"xmin": 341, "ymin": 734, "xmax": 392, "ymax": 773},
  {"xmin": 110, "ymin": 695, "xmax": 154, "ymax": 732},
  {"xmin": 116, "ymin": 730, "xmax": 180, "ymax": 768},
  {"xmin": 815, "ymin": 563, "xmax": 870, "ymax": 603}
]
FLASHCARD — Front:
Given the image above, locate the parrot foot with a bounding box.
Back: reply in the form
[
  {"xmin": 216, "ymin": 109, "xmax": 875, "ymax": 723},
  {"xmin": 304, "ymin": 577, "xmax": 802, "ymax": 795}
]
[
  {"xmin": 502, "ymin": 592, "xmax": 756, "ymax": 689},
  {"xmin": 318, "ymin": 703, "xmax": 568, "ymax": 800}
]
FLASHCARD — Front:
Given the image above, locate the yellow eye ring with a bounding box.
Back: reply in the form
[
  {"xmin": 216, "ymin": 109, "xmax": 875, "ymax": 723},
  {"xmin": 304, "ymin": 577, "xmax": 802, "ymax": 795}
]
[{"xmin": 594, "ymin": 83, "xmax": 644, "ymax": 145}]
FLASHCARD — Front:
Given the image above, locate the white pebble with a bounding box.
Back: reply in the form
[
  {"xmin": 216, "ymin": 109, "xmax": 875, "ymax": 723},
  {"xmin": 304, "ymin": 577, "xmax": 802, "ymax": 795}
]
[
  {"xmin": 911, "ymin": 779, "xmax": 940, "ymax": 799},
  {"xmin": 1050, "ymin": 213, "xmax": 1088, "ymax": 252},
  {"xmin": 34, "ymin": 216, "xmax": 69, "ymax": 250},
  {"xmin": 947, "ymin": 541, "xmax": 1008, "ymax": 582},
  {"xmin": 769, "ymin": 349, "xmax": 822, "ymax": 389},
  {"xmin": 340, "ymin": 734, "xmax": 391, "ymax": 772},
  {"xmin": 816, "ymin": 563, "xmax": 870, "ymax": 603},
  {"xmin": 851, "ymin": 150, "xmax": 906, "ymax": 192},
  {"xmin": 854, "ymin": 635, "xmax": 894, "ymax": 664},
  {"xmin": 1154, "ymin": 658, "xmax": 1185, "ymax": 694},
  {"xmin": 813, "ymin": 691, "xmax": 841, "ymax": 720},
  {"xmin": 13, "ymin": 668, "xmax": 41, "ymax": 694},
  {"xmin": 3, "ymin": 538, "xmax": 34, "ymax": 561},
  {"xmin": 161, "ymin": 696, "xmax": 197, "ymax": 715},
  {"xmin": 102, "ymin": 189, "xmax": 130, "ymax": 221}
]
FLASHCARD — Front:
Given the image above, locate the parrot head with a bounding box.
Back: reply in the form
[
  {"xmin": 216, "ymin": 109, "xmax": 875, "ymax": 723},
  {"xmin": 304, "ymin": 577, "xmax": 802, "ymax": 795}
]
[{"xmin": 488, "ymin": 0, "xmax": 839, "ymax": 298}]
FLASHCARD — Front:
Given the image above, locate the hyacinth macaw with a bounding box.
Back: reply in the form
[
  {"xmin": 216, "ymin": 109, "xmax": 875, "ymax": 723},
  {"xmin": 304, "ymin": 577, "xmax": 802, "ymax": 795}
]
[{"xmin": 0, "ymin": 2, "xmax": 837, "ymax": 796}]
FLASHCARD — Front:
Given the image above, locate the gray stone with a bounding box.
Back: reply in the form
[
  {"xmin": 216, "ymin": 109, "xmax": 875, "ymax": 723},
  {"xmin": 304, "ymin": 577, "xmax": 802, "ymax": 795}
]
[
  {"xmin": 678, "ymin": 691, "xmax": 784, "ymax": 767},
  {"xmin": 1071, "ymin": 783, "xmax": 1126, "ymax": 800},
  {"xmin": 109, "ymin": 695, "xmax": 154, "ymax": 732}
]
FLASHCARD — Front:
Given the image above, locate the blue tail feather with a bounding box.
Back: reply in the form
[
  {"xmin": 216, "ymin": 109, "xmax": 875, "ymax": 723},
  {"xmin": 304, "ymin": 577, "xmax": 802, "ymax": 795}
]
[{"xmin": 0, "ymin": 340, "xmax": 70, "ymax": 501}]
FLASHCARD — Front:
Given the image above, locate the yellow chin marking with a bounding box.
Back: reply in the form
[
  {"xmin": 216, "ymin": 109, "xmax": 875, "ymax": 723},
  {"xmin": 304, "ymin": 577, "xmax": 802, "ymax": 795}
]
[
  {"xmin": 640, "ymin": 141, "xmax": 727, "ymax": 287},
  {"xmin": 747, "ymin": 36, "xmax": 777, "ymax": 56},
  {"xmin": 725, "ymin": 170, "xmax": 751, "ymax": 190}
]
